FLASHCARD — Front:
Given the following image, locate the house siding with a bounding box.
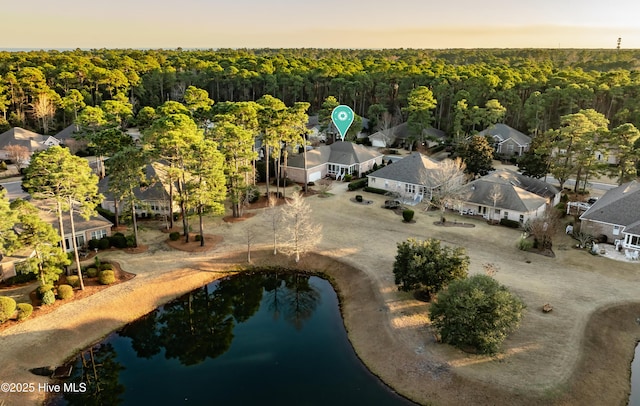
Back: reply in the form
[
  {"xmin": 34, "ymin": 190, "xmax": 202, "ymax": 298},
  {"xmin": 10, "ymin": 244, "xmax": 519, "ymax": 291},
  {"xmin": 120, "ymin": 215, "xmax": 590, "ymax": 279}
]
[{"xmin": 580, "ymin": 220, "xmax": 620, "ymax": 243}]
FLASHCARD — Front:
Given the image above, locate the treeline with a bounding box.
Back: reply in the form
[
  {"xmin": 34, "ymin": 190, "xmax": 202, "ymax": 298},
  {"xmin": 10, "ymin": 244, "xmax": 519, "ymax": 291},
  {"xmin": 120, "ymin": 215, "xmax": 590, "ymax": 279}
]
[{"xmin": 1, "ymin": 48, "xmax": 640, "ymax": 136}]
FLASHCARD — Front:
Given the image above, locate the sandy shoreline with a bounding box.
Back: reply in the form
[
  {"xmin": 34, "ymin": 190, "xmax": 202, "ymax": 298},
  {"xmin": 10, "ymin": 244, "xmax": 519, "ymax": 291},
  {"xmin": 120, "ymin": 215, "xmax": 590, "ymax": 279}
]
[{"xmin": 1, "ymin": 183, "xmax": 640, "ymax": 405}]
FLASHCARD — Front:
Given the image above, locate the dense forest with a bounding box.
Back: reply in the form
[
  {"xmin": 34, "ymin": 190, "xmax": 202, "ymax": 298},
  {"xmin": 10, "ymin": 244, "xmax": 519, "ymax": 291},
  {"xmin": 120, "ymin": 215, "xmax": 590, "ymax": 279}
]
[{"xmin": 2, "ymin": 48, "xmax": 640, "ymax": 136}]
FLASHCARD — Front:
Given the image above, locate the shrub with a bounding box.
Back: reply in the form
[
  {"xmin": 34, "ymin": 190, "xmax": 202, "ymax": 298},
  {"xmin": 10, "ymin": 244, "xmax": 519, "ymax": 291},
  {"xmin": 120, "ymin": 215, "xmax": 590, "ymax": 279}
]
[
  {"xmin": 38, "ymin": 284, "xmax": 54, "ymax": 299},
  {"xmin": 516, "ymin": 236, "xmax": 533, "ymax": 251},
  {"xmin": 88, "ymin": 238, "xmax": 100, "ymax": 250},
  {"xmin": 499, "ymin": 218, "xmax": 521, "ymax": 228},
  {"xmin": 86, "ymin": 268, "xmax": 99, "ymax": 278},
  {"xmin": 42, "ymin": 290, "xmax": 56, "ymax": 305},
  {"xmin": 57, "ymin": 284, "xmax": 74, "ymax": 300},
  {"xmin": 430, "ymin": 274, "xmax": 525, "ymax": 355},
  {"xmin": 0, "ymin": 161, "xmax": 7, "ymax": 171},
  {"xmin": 98, "ymin": 237, "xmax": 111, "ymax": 250},
  {"xmin": 99, "ymin": 270, "xmax": 116, "ymax": 285},
  {"xmin": 169, "ymin": 231, "xmax": 180, "ymax": 241},
  {"xmin": 101, "ymin": 263, "xmax": 113, "ymax": 271},
  {"xmin": 343, "ymin": 174, "xmax": 353, "ymax": 182},
  {"xmin": 402, "ymin": 209, "xmax": 415, "ymax": 222},
  {"xmin": 194, "ymin": 234, "xmax": 202, "ymax": 242},
  {"xmin": 16, "ymin": 303, "xmax": 33, "ymax": 321},
  {"xmin": 347, "ymin": 178, "xmax": 368, "ymax": 191},
  {"xmin": 126, "ymin": 234, "xmax": 136, "ymax": 247},
  {"xmin": 0, "ymin": 296, "xmax": 17, "ymax": 323},
  {"xmin": 355, "ymin": 195, "xmax": 363, "ymax": 202},
  {"xmin": 363, "ymin": 186, "xmax": 388, "ymax": 195},
  {"xmin": 393, "ymin": 238, "xmax": 469, "ymax": 298},
  {"xmin": 109, "ymin": 232, "xmax": 128, "ymax": 248},
  {"xmin": 66, "ymin": 275, "xmax": 80, "ymax": 287}
]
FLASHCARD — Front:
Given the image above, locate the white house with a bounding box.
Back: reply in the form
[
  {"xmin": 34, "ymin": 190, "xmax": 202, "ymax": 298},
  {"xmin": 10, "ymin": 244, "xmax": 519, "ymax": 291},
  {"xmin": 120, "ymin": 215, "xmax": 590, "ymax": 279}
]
[{"xmin": 477, "ymin": 124, "xmax": 531, "ymax": 157}]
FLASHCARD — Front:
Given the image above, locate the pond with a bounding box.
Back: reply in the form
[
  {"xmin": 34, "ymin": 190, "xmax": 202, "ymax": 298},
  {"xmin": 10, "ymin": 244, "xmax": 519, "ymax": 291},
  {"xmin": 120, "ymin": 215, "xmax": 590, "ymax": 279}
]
[
  {"xmin": 631, "ymin": 343, "xmax": 640, "ymax": 406},
  {"xmin": 48, "ymin": 271, "xmax": 416, "ymax": 405}
]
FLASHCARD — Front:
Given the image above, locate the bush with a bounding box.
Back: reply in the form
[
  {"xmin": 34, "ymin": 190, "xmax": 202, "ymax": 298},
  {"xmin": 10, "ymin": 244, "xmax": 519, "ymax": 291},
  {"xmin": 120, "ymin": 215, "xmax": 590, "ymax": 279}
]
[
  {"xmin": 347, "ymin": 178, "xmax": 368, "ymax": 191},
  {"xmin": 110, "ymin": 232, "xmax": 128, "ymax": 248},
  {"xmin": 194, "ymin": 234, "xmax": 202, "ymax": 242},
  {"xmin": 57, "ymin": 284, "xmax": 74, "ymax": 300},
  {"xmin": 101, "ymin": 263, "xmax": 113, "ymax": 271},
  {"xmin": 88, "ymin": 238, "xmax": 100, "ymax": 250},
  {"xmin": 499, "ymin": 218, "xmax": 521, "ymax": 228},
  {"xmin": 343, "ymin": 174, "xmax": 353, "ymax": 182},
  {"xmin": 86, "ymin": 267, "xmax": 99, "ymax": 278},
  {"xmin": 430, "ymin": 274, "xmax": 525, "ymax": 355},
  {"xmin": 0, "ymin": 161, "xmax": 7, "ymax": 171},
  {"xmin": 99, "ymin": 270, "xmax": 116, "ymax": 285},
  {"xmin": 42, "ymin": 290, "xmax": 56, "ymax": 305},
  {"xmin": 393, "ymin": 238, "xmax": 469, "ymax": 297},
  {"xmin": 516, "ymin": 236, "xmax": 533, "ymax": 251},
  {"xmin": 126, "ymin": 234, "xmax": 137, "ymax": 247},
  {"xmin": 38, "ymin": 284, "xmax": 54, "ymax": 299},
  {"xmin": 402, "ymin": 209, "xmax": 415, "ymax": 222},
  {"xmin": 169, "ymin": 231, "xmax": 180, "ymax": 241},
  {"xmin": 355, "ymin": 195, "xmax": 363, "ymax": 202},
  {"xmin": 0, "ymin": 296, "xmax": 17, "ymax": 323},
  {"xmin": 363, "ymin": 186, "xmax": 388, "ymax": 195},
  {"xmin": 16, "ymin": 303, "xmax": 33, "ymax": 321},
  {"xmin": 66, "ymin": 275, "xmax": 80, "ymax": 287},
  {"xmin": 98, "ymin": 237, "xmax": 111, "ymax": 250}
]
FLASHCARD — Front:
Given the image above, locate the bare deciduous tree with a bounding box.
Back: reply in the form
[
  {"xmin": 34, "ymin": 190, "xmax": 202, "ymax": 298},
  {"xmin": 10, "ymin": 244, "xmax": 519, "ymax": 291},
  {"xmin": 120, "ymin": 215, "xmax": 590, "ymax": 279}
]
[
  {"xmin": 428, "ymin": 158, "xmax": 467, "ymax": 214},
  {"xmin": 528, "ymin": 210, "xmax": 562, "ymax": 251},
  {"xmin": 488, "ymin": 184, "xmax": 504, "ymax": 223},
  {"xmin": 31, "ymin": 92, "xmax": 58, "ymax": 134},
  {"xmin": 4, "ymin": 144, "xmax": 30, "ymax": 172},
  {"xmin": 281, "ymin": 192, "xmax": 322, "ymax": 263},
  {"xmin": 267, "ymin": 194, "xmax": 281, "ymax": 255},
  {"xmin": 316, "ymin": 179, "xmax": 333, "ymax": 197}
]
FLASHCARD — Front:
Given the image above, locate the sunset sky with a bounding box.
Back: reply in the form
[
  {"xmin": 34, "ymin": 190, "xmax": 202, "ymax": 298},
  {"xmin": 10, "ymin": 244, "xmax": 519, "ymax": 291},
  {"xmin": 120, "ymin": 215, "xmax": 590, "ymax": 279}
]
[{"xmin": 3, "ymin": 0, "xmax": 639, "ymax": 49}]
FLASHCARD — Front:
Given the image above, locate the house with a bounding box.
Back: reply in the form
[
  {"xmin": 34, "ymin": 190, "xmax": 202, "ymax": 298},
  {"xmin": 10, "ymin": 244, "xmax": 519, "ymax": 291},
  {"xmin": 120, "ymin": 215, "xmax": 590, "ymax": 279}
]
[
  {"xmin": 0, "ymin": 127, "xmax": 60, "ymax": 161},
  {"xmin": 98, "ymin": 162, "xmax": 179, "ymax": 220},
  {"xmin": 39, "ymin": 208, "xmax": 113, "ymax": 252},
  {"xmin": 579, "ymin": 180, "xmax": 640, "ymax": 252},
  {"xmin": 307, "ymin": 115, "xmax": 369, "ymax": 144},
  {"xmin": 457, "ymin": 169, "xmax": 560, "ymax": 223},
  {"xmin": 285, "ymin": 141, "xmax": 383, "ymax": 183},
  {"xmin": 0, "ymin": 247, "xmax": 35, "ymax": 282},
  {"xmin": 369, "ymin": 122, "xmax": 446, "ymax": 149},
  {"xmin": 477, "ymin": 124, "xmax": 531, "ymax": 157},
  {"xmin": 366, "ymin": 152, "xmax": 446, "ymax": 204},
  {"xmin": 55, "ymin": 124, "xmax": 88, "ymax": 154}
]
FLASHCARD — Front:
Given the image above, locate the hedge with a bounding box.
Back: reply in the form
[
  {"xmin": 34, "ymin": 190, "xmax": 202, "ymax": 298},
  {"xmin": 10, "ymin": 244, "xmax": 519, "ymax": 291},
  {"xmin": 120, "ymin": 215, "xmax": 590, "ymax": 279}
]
[
  {"xmin": 0, "ymin": 296, "xmax": 17, "ymax": 323},
  {"xmin": 38, "ymin": 284, "xmax": 54, "ymax": 298},
  {"xmin": 402, "ymin": 209, "xmax": 415, "ymax": 222},
  {"xmin": 348, "ymin": 178, "xmax": 368, "ymax": 191},
  {"xmin": 42, "ymin": 290, "xmax": 56, "ymax": 305},
  {"xmin": 66, "ymin": 275, "xmax": 80, "ymax": 287},
  {"xmin": 169, "ymin": 232, "xmax": 180, "ymax": 241},
  {"xmin": 110, "ymin": 232, "xmax": 128, "ymax": 248},
  {"xmin": 499, "ymin": 218, "xmax": 521, "ymax": 228},
  {"xmin": 16, "ymin": 303, "xmax": 33, "ymax": 321},
  {"xmin": 57, "ymin": 284, "xmax": 74, "ymax": 300},
  {"xmin": 363, "ymin": 186, "xmax": 388, "ymax": 195}
]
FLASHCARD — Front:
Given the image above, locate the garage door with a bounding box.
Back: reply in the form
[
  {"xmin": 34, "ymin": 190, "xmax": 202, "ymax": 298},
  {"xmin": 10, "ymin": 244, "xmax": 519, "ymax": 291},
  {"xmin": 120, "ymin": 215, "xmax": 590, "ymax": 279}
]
[{"xmin": 308, "ymin": 171, "xmax": 322, "ymax": 182}]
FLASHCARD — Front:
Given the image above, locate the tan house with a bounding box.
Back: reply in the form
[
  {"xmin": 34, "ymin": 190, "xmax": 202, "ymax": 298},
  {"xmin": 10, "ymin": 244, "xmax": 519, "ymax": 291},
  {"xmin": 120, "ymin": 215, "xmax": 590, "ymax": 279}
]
[
  {"xmin": 0, "ymin": 247, "xmax": 35, "ymax": 282},
  {"xmin": 478, "ymin": 124, "xmax": 531, "ymax": 157},
  {"xmin": 0, "ymin": 127, "xmax": 60, "ymax": 161},
  {"xmin": 285, "ymin": 141, "xmax": 383, "ymax": 183},
  {"xmin": 38, "ymin": 207, "xmax": 113, "ymax": 253},
  {"xmin": 580, "ymin": 180, "xmax": 640, "ymax": 252}
]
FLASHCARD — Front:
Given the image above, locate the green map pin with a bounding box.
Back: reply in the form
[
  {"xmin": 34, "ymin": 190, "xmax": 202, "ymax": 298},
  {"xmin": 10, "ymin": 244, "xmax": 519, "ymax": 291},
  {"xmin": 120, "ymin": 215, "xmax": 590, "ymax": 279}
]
[{"xmin": 331, "ymin": 105, "xmax": 355, "ymax": 141}]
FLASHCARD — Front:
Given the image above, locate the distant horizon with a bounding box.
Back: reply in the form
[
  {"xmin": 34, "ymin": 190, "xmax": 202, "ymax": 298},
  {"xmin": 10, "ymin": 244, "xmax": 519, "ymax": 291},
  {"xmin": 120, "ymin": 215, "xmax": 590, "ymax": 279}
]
[{"xmin": 3, "ymin": 0, "xmax": 640, "ymax": 49}]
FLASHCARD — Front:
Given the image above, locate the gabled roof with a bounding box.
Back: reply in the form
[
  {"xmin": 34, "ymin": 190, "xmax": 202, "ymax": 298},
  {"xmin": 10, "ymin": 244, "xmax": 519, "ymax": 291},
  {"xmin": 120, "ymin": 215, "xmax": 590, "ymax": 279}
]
[
  {"xmin": 369, "ymin": 122, "xmax": 445, "ymax": 146},
  {"xmin": 482, "ymin": 169, "xmax": 559, "ymax": 199},
  {"xmin": 462, "ymin": 178, "xmax": 547, "ymax": 213},
  {"xmin": 478, "ymin": 123, "xmax": 531, "ymax": 146},
  {"xmin": 35, "ymin": 202, "xmax": 112, "ymax": 234},
  {"xmin": 287, "ymin": 141, "xmax": 381, "ymax": 169},
  {"xmin": 99, "ymin": 162, "xmax": 172, "ymax": 202},
  {"xmin": 580, "ymin": 180, "xmax": 640, "ymax": 230},
  {"xmin": 0, "ymin": 127, "xmax": 48, "ymax": 151},
  {"xmin": 367, "ymin": 152, "xmax": 442, "ymax": 188},
  {"xmin": 55, "ymin": 124, "xmax": 81, "ymax": 141}
]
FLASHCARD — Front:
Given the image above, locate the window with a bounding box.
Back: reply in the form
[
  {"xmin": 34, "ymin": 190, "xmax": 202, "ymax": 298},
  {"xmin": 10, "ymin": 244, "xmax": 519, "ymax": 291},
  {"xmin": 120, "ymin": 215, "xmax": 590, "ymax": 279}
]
[
  {"xmin": 495, "ymin": 209, "xmax": 501, "ymax": 215},
  {"xmin": 405, "ymin": 184, "xmax": 416, "ymax": 194},
  {"xmin": 91, "ymin": 229, "xmax": 107, "ymax": 240},
  {"xmin": 503, "ymin": 212, "xmax": 509, "ymax": 219},
  {"xmin": 507, "ymin": 144, "xmax": 514, "ymax": 153},
  {"xmin": 370, "ymin": 178, "xmax": 376, "ymax": 184},
  {"xmin": 519, "ymin": 214, "xmax": 524, "ymax": 223},
  {"xmin": 613, "ymin": 225, "xmax": 621, "ymax": 236}
]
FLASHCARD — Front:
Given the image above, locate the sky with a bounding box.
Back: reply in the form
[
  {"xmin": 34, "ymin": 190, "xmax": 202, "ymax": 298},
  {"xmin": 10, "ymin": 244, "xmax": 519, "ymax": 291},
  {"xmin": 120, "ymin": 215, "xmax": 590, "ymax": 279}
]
[{"xmin": 3, "ymin": 0, "xmax": 640, "ymax": 49}]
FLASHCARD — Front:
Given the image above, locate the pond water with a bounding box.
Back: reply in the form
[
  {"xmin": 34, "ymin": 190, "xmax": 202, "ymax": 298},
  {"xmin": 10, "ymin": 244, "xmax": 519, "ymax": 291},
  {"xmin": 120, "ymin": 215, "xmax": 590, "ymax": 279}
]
[
  {"xmin": 48, "ymin": 272, "xmax": 415, "ymax": 405},
  {"xmin": 631, "ymin": 343, "xmax": 640, "ymax": 406}
]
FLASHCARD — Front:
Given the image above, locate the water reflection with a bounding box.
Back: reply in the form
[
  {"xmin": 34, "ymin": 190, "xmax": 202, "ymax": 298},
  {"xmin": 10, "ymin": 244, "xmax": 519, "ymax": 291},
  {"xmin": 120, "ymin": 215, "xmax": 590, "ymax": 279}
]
[
  {"xmin": 631, "ymin": 343, "xmax": 640, "ymax": 406},
  {"xmin": 51, "ymin": 271, "xmax": 413, "ymax": 406}
]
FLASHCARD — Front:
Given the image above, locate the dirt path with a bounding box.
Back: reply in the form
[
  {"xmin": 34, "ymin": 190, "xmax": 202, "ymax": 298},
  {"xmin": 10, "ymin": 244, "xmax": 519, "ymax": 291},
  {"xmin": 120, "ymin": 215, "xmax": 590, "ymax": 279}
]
[{"xmin": 1, "ymin": 181, "xmax": 639, "ymax": 405}]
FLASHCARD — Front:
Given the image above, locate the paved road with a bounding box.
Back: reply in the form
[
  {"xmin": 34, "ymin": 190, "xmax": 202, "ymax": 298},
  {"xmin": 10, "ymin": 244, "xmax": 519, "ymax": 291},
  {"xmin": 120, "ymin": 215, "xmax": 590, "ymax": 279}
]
[
  {"xmin": 0, "ymin": 179, "xmax": 28, "ymax": 201},
  {"xmin": 544, "ymin": 176, "xmax": 617, "ymax": 193}
]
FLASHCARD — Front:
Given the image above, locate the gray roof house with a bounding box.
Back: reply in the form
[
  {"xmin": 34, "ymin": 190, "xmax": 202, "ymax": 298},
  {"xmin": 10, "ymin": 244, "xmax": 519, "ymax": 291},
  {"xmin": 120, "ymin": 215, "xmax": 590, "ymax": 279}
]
[
  {"xmin": 99, "ymin": 162, "xmax": 179, "ymax": 219},
  {"xmin": 580, "ymin": 180, "xmax": 640, "ymax": 252},
  {"xmin": 369, "ymin": 122, "xmax": 445, "ymax": 148},
  {"xmin": 458, "ymin": 169, "xmax": 560, "ymax": 223},
  {"xmin": 285, "ymin": 141, "xmax": 383, "ymax": 183},
  {"xmin": 0, "ymin": 127, "xmax": 60, "ymax": 160},
  {"xmin": 478, "ymin": 124, "xmax": 531, "ymax": 157},
  {"xmin": 366, "ymin": 152, "xmax": 446, "ymax": 205}
]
